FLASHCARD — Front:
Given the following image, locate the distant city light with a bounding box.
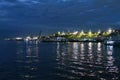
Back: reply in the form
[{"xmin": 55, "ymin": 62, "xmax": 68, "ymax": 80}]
[
  {"xmin": 33, "ymin": 37, "xmax": 38, "ymax": 40},
  {"xmin": 57, "ymin": 31, "xmax": 60, "ymax": 34},
  {"xmin": 108, "ymin": 28, "xmax": 112, "ymax": 34},
  {"xmin": 4, "ymin": 28, "xmax": 120, "ymax": 43},
  {"xmin": 73, "ymin": 31, "xmax": 78, "ymax": 35},
  {"xmin": 88, "ymin": 30, "xmax": 92, "ymax": 37},
  {"xmin": 61, "ymin": 32, "xmax": 65, "ymax": 35},
  {"xmin": 81, "ymin": 30, "xmax": 84, "ymax": 35},
  {"xmin": 98, "ymin": 29, "xmax": 101, "ymax": 34},
  {"xmin": 15, "ymin": 37, "xmax": 22, "ymax": 40},
  {"xmin": 25, "ymin": 36, "xmax": 31, "ymax": 41},
  {"xmin": 89, "ymin": 30, "xmax": 92, "ymax": 34}
]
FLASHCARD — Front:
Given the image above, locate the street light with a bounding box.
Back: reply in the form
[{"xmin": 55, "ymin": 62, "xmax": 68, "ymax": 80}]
[
  {"xmin": 98, "ymin": 29, "xmax": 101, "ymax": 34},
  {"xmin": 89, "ymin": 30, "xmax": 92, "ymax": 34},
  {"xmin": 88, "ymin": 30, "xmax": 92, "ymax": 37},
  {"xmin": 108, "ymin": 28, "xmax": 112, "ymax": 34},
  {"xmin": 81, "ymin": 30, "xmax": 84, "ymax": 35}
]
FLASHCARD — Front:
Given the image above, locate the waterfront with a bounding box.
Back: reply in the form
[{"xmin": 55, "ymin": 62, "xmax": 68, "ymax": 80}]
[
  {"xmin": 0, "ymin": 41, "xmax": 120, "ymax": 80},
  {"xmin": 5, "ymin": 28, "xmax": 120, "ymax": 42}
]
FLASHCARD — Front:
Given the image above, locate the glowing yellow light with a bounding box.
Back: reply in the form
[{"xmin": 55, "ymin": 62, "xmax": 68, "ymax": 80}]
[
  {"xmin": 81, "ymin": 30, "xmax": 84, "ymax": 34},
  {"xmin": 88, "ymin": 30, "xmax": 92, "ymax": 37},
  {"xmin": 89, "ymin": 30, "xmax": 92, "ymax": 34},
  {"xmin": 58, "ymin": 31, "xmax": 60, "ymax": 34}
]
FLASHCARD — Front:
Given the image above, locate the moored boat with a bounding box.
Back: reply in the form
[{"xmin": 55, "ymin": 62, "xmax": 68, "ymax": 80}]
[{"xmin": 104, "ymin": 40, "xmax": 120, "ymax": 46}]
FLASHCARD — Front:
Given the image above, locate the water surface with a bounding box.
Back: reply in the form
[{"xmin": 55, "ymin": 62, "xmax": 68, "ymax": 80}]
[{"xmin": 0, "ymin": 41, "xmax": 119, "ymax": 80}]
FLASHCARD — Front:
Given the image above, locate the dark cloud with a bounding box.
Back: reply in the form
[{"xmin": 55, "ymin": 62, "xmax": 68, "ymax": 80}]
[{"xmin": 0, "ymin": 0, "xmax": 120, "ymax": 36}]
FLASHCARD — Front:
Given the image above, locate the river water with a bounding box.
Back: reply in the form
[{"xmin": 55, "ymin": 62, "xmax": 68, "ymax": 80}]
[{"xmin": 0, "ymin": 41, "xmax": 119, "ymax": 80}]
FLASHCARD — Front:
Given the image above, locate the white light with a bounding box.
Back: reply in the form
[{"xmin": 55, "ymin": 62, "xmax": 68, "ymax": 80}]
[
  {"xmin": 108, "ymin": 28, "xmax": 112, "ymax": 33},
  {"xmin": 107, "ymin": 41, "xmax": 114, "ymax": 44},
  {"xmin": 98, "ymin": 29, "xmax": 101, "ymax": 34},
  {"xmin": 58, "ymin": 31, "xmax": 60, "ymax": 34},
  {"xmin": 98, "ymin": 42, "xmax": 101, "ymax": 47},
  {"xmin": 61, "ymin": 32, "xmax": 65, "ymax": 35},
  {"xmin": 73, "ymin": 31, "xmax": 78, "ymax": 35},
  {"xmin": 97, "ymin": 42, "xmax": 101, "ymax": 51},
  {"xmin": 89, "ymin": 30, "xmax": 92, "ymax": 34},
  {"xmin": 33, "ymin": 37, "xmax": 38, "ymax": 40},
  {"xmin": 81, "ymin": 30, "xmax": 84, "ymax": 34},
  {"xmin": 25, "ymin": 36, "xmax": 31, "ymax": 41},
  {"xmin": 15, "ymin": 37, "xmax": 22, "ymax": 40}
]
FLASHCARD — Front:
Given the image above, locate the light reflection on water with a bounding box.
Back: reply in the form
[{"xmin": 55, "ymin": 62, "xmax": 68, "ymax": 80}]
[
  {"xmin": 0, "ymin": 41, "xmax": 119, "ymax": 80},
  {"xmin": 56, "ymin": 42, "xmax": 119, "ymax": 80},
  {"xmin": 16, "ymin": 43, "xmax": 40, "ymax": 80}
]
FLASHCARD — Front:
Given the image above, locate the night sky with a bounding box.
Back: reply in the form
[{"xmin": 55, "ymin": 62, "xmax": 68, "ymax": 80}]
[{"xmin": 0, "ymin": 0, "xmax": 120, "ymax": 36}]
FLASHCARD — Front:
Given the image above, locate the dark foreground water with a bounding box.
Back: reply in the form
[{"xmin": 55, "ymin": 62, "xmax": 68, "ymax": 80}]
[{"xmin": 0, "ymin": 41, "xmax": 120, "ymax": 80}]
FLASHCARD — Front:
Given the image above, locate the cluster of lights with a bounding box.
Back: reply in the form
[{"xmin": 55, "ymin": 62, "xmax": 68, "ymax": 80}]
[
  {"xmin": 6, "ymin": 28, "xmax": 116, "ymax": 42},
  {"xmin": 57, "ymin": 28, "xmax": 114, "ymax": 38}
]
